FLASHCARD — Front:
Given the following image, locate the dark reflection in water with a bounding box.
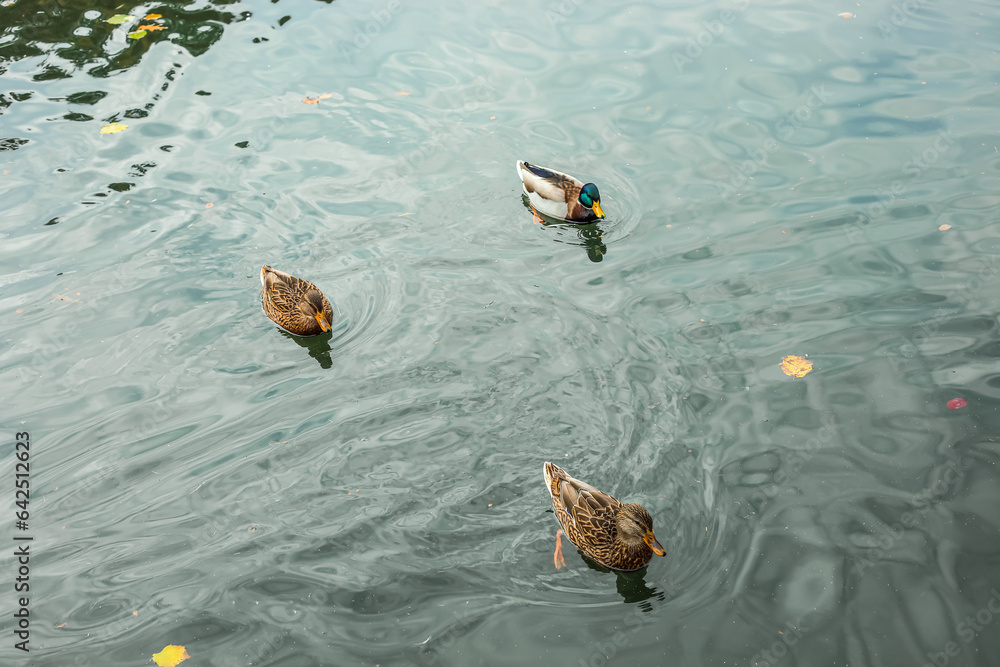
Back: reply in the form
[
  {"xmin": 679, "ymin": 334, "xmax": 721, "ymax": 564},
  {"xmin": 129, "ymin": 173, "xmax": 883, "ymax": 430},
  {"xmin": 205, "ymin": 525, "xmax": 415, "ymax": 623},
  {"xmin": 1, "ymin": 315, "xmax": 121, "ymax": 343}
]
[
  {"xmin": 280, "ymin": 329, "xmax": 334, "ymax": 369},
  {"xmin": 520, "ymin": 197, "xmax": 610, "ymax": 262},
  {"xmin": 0, "ymin": 0, "xmax": 242, "ymax": 82},
  {"xmin": 577, "ymin": 553, "xmax": 667, "ymax": 605},
  {"xmin": 577, "ymin": 223, "xmax": 609, "ymax": 263}
]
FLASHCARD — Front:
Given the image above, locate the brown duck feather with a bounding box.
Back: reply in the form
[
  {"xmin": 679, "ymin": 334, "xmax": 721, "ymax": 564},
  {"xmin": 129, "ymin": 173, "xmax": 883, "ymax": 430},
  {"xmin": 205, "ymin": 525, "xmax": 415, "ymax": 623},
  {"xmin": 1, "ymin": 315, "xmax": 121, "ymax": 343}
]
[
  {"xmin": 260, "ymin": 265, "xmax": 333, "ymax": 337},
  {"xmin": 543, "ymin": 462, "xmax": 665, "ymax": 571}
]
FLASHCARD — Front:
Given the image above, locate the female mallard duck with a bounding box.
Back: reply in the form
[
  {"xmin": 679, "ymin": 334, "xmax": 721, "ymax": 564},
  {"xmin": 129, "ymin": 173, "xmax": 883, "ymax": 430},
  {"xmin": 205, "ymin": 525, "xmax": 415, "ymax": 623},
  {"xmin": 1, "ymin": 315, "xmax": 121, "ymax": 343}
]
[
  {"xmin": 260, "ymin": 265, "xmax": 333, "ymax": 336},
  {"xmin": 516, "ymin": 160, "xmax": 605, "ymax": 224},
  {"xmin": 543, "ymin": 462, "xmax": 665, "ymax": 571}
]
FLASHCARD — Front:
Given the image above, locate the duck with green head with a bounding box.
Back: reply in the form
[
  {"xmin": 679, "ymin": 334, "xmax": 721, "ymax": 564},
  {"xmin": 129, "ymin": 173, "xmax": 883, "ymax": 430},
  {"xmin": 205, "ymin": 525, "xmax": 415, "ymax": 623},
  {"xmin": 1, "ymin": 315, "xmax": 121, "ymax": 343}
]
[{"xmin": 516, "ymin": 160, "xmax": 605, "ymax": 224}]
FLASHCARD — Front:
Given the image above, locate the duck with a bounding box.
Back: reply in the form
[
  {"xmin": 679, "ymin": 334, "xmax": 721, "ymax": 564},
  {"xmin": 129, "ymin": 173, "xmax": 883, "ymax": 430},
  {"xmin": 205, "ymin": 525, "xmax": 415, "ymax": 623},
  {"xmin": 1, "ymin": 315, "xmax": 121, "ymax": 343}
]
[
  {"xmin": 543, "ymin": 461, "xmax": 665, "ymax": 571},
  {"xmin": 516, "ymin": 160, "xmax": 605, "ymax": 224},
  {"xmin": 260, "ymin": 265, "xmax": 333, "ymax": 336}
]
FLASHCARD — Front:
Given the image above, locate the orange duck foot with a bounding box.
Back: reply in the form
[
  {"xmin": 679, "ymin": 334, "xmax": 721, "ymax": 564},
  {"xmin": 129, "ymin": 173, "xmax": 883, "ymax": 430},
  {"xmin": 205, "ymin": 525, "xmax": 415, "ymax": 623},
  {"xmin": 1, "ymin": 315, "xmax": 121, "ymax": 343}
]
[{"xmin": 554, "ymin": 529, "xmax": 566, "ymax": 569}]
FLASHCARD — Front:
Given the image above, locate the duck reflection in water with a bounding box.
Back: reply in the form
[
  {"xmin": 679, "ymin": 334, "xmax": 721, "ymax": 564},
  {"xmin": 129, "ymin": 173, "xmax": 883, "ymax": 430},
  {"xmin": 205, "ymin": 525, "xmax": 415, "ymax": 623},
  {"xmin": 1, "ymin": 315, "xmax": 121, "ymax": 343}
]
[
  {"xmin": 523, "ymin": 200, "xmax": 609, "ymax": 263},
  {"xmin": 581, "ymin": 558, "xmax": 667, "ymax": 604},
  {"xmin": 281, "ymin": 329, "xmax": 334, "ymax": 369}
]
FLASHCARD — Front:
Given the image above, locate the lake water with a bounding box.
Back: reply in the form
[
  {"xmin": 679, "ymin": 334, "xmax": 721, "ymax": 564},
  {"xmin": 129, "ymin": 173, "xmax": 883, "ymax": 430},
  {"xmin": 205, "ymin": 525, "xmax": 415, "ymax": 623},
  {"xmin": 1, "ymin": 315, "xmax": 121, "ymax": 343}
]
[{"xmin": 3, "ymin": 0, "xmax": 1000, "ymax": 665}]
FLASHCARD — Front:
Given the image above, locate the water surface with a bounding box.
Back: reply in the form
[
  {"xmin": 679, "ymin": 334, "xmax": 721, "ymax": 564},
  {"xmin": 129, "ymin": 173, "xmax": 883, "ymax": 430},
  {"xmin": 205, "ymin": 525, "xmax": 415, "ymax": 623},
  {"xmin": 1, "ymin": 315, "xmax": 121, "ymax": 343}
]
[{"xmin": 2, "ymin": 0, "xmax": 1000, "ymax": 665}]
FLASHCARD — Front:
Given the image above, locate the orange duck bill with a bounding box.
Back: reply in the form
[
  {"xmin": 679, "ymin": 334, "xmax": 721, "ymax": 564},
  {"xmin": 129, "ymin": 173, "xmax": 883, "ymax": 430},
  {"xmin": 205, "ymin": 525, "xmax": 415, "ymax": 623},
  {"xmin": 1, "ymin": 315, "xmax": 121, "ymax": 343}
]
[{"xmin": 644, "ymin": 531, "xmax": 666, "ymax": 556}]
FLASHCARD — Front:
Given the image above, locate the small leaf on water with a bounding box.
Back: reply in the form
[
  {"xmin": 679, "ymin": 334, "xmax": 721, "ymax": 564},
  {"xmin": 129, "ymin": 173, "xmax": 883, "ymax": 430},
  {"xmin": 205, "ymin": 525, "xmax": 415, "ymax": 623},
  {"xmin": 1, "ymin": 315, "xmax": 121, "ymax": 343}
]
[
  {"xmin": 128, "ymin": 30, "xmax": 147, "ymax": 39},
  {"xmin": 302, "ymin": 97, "xmax": 319, "ymax": 104},
  {"xmin": 938, "ymin": 224, "xmax": 952, "ymax": 231},
  {"xmin": 947, "ymin": 398, "xmax": 968, "ymax": 410},
  {"xmin": 107, "ymin": 14, "xmax": 133, "ymax": 24},
  {"xmin": 152, "ymin": 645, "xmax": 190, "ymax": 667},
  {"xmin": 780, "ymin": 355, "xmax": 813, "ymax": 378},
  {"xmin": 144, "ymin": 13, "xmax": 163, "ymax": 19},
  {"xmin": 139, "ymin": 24, "xmax": 167, "ymax": 31},
  {"xmin": 100, "ymin": 122, "xmax": 128, "ymax": 135}
]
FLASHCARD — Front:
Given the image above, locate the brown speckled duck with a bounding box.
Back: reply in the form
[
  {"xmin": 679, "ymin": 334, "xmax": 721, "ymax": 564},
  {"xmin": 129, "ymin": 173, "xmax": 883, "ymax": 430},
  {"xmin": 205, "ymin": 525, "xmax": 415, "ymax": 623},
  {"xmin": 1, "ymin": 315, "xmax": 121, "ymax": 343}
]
[
  {"xmin": 260, "ymin": 265, "xmax": 333, "ymax": 336},
  {"xmin": 543, "ymin": 462, "xmax": 665, "ymax": 571}
]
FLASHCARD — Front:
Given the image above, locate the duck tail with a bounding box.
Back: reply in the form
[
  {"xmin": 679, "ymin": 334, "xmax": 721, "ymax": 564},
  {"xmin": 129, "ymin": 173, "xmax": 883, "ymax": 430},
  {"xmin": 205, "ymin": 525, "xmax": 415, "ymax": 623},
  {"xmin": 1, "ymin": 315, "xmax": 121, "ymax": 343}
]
[
  {"xmin": 515, "ymin": 160, "xmax": 527, "ymax": 182},
  {"xmin": 543, "ymin": 461, "xmax": 565, "ymax": 496}
]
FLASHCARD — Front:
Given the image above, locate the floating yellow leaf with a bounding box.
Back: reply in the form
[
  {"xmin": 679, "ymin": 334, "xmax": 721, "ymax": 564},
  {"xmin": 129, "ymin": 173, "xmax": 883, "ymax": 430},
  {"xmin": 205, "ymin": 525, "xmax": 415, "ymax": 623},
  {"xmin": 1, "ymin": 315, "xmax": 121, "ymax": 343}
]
[
  {"xmin": 145, "ymin": 13, "xmax": 162, "ymax": 19},
  {"xmin": 152, "ymin": 645, "xmax": 190, "ymax": 667},
  {"xmin": 780, "ymin": 355, "xmax": 813, "ymax": 378},
  {"xmin": 128, "ymin": 29, "xmax": 147, "ymax": 39},
  {"xmin": 139, "ymin": 24, "xmax": 166, "ymax": 31},
  {"xmin": 100, "ymin": 122, "xmax": 128, "ymax": 135},
  {"xmin": 107, "ymin": 14, "xmax": 133, "ymax": 24}
]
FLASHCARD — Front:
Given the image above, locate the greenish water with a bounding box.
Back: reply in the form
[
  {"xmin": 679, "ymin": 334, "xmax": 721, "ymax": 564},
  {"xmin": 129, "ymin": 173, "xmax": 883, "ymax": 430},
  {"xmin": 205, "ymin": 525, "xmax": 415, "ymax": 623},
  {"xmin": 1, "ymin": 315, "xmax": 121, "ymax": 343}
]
[{"xmin": 3, "ymin": 0, "xmax": 1000, "ymax": 665}]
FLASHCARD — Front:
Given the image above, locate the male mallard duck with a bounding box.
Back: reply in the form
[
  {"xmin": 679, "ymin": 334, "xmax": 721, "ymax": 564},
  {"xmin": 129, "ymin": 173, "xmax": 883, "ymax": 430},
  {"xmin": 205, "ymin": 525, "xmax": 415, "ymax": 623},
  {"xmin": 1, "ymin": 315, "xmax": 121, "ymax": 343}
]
[
  {"xmin": 260, "ymin": 265, "xmax": 333, "ymax": 336},
  {"xmin": 516, "ymin": 160, "xmax": 605, "ymax": 223},
  {"xmin": 543, "ymin": 462, "xmax": 665, "ymax": 571}
]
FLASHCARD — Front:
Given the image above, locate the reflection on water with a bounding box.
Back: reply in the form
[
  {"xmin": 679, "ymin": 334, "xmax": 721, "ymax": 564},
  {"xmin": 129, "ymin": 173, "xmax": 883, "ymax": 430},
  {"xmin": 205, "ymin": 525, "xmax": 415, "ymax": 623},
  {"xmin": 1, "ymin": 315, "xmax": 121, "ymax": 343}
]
[
  {"xmin": 280, "ymin": 329, "xmax": 334, "ymax": 369},
  {"xmin": 3, "ymin": 0, "xmax": 1000, "ymax": 665}
]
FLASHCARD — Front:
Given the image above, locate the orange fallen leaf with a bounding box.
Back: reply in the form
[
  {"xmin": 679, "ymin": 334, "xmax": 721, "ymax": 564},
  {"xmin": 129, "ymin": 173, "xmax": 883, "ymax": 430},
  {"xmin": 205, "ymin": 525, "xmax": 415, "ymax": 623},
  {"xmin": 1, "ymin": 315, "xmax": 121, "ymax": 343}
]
[
  {"xmin": 152, "ymin": 645, "xmax": 190, "ymax": 667},
  {"xmin": 56, "ymin": 623, "xmax": 67, "ymax": 628},
  {"xmin": 132, "ymin": 610, "xmax": 138, "ymax": 616},
  {"xmin": 938, "ymin": 224, "xmax": 952, "ymax": 231},
  {"xmin": 780, "ymin": 355, "xmax": 813, "ymax": 378},
  {"xmin": 144, "ymin": 13, "xmax": 162, "ymax": 19},
  {"xmin": 302, "ymin": 97, "xmax": 319, "ymax": 104},
  {"xmin": 138, "ymin": 24, "xmax": 166, "ymax": 31},
  {"xmin": 15, "ymin": 308, "xmax": 23, "ymax": 313},
  {"xmin": 838, "ymin": 12, "xmax": 853, "ymax": 18},
  {"xmin": 205, "ymin": 202, "xmax": 214, "ymax": 209}
]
